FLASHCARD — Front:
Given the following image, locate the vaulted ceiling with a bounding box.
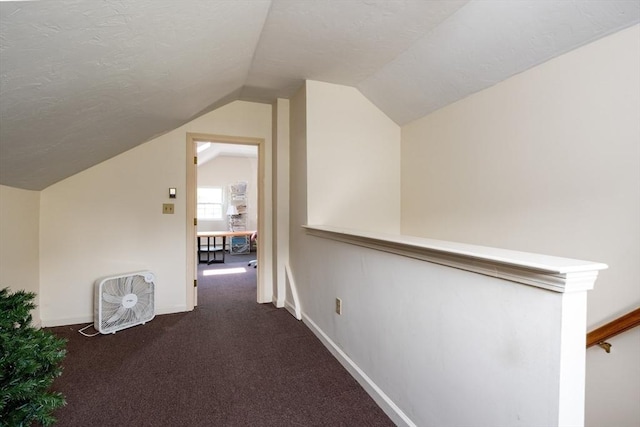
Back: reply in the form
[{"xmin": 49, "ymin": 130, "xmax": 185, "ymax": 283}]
[{"xmin": 1, "ymin": 1, "xmax": 638, "ymax": 190}]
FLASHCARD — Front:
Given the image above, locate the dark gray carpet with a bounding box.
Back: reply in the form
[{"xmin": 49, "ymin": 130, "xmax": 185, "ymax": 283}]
[{"xmin": 46, "ymin": 256, "xmax": 394, "ymax": 426}]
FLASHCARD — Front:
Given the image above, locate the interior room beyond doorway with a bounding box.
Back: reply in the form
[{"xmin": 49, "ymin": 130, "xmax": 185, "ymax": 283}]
[{"xmin": 196, "ymin": 142, "xmax": 258, "ymax": 262}]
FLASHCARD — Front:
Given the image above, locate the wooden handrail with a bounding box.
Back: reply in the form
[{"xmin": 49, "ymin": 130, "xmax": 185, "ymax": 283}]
[{"xmin": 587, "ymin": 307, "xmax": 640, "ymax": 352}]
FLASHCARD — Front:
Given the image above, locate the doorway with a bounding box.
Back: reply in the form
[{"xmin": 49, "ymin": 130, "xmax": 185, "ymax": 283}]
[{"xmin": 186, "ymin": 133, "xmax": 265, "ymax": 309}]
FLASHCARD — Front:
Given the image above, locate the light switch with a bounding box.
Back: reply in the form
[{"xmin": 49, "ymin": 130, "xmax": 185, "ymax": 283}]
[{"xmin": 162, "ymin": 203, "xmax": 175, "ymax": 214}]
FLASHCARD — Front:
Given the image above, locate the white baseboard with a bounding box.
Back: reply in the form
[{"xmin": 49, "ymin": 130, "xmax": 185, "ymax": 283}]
[
  {"xmin": 41, "ymin": 305, "xmax": 188, "ymax": 328},
  {"xmin": 284, "ymin": 264, "xmax": 302, "ymax": 319},
  {"xmin": 41, "ymin": 315, "xmax": 93, "ymax": 328},
  {"xmin": 284, "ymin": 300, "xmax": 299, "ymax": 320},
  {"xmin": 155, "ymin": 305, "xmax": 188, "ymax": 316},
  {"xmin": 302, "ymin": 312, "xmax": 416, "ymax": 427}
]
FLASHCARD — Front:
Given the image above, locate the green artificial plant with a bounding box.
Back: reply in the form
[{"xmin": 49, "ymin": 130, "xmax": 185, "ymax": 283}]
[{"xmin": 0, "ymin": 287, "xmax": 66, "ymax": 426}]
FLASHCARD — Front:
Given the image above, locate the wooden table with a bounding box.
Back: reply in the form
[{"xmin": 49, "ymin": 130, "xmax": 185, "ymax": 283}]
[{"xmin": 197, "ymin": 230, "xmax": 255, "ymax": 264}]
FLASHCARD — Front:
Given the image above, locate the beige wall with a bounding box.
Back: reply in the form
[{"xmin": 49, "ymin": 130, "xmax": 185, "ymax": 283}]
[
  {"xmin": 39, "ymin": 100, "xmax": 272, "ymax": 326},
  {"xmin": 0, "ymin": 185, "xmax": 41, "ymax": 324},
  {"xmin": 40, "ymin": 126, "xmax": 187, "ymax": 324},
  {"xmin": 306, "ymin": 80, "xmax": 401, "ymax": 233},
  {"xmin": 401, "ymin": 25, "xmax": 640, "ymax": 427},
  {"xmin": 272, "ymin": 98, "xmax": 290, "ymax": 307},
  {"xmin": 197, "ymin": 155, "xmax": 258, "ymax": 232}
]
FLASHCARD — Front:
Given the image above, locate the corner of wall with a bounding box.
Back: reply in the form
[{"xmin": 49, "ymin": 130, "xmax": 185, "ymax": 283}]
[
  {"xmin": 304, "ymin": 80, "xmax": 401, "ymax": 233},
  {"xmin": 0, "ymin": 184, "xmax": 41, "ymax": 324}
]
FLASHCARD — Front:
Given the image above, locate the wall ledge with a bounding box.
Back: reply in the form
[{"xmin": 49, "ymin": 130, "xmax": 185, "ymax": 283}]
[{"xmin": 303, "ymin": 225, "xmax": 608, "ymax": 293}]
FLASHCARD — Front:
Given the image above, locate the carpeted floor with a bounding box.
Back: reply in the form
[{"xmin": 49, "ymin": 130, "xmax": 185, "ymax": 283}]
[{"xmin": 46, "ymin": 255, "xmax": 394, "ymax": 426}]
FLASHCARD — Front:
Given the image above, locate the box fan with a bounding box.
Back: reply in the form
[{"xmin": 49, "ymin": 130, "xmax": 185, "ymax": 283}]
[{"xmin": 90, "ymin": 271, "xmax": 155, "ymax": 334}]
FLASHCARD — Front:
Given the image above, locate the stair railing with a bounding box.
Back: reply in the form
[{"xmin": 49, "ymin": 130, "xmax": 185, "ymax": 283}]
[{"xmin": 587, "ymin": 307, "xmax": 640, "ymax": 353}]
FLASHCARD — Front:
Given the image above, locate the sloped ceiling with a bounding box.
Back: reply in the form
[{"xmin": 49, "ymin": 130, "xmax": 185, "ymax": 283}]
[
  {"xmin": 1, "ymin": 0, "xmax": 638, "ymax": 190},
  {"xmin": 197, "ymin": 142, "xmax": 257, "ymax": 166}
]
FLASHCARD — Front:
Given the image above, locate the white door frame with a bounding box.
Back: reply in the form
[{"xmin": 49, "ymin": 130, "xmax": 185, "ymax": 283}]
[{"xmin": 186, "ymin": 132, "xmax": 266, "ymax": 309}]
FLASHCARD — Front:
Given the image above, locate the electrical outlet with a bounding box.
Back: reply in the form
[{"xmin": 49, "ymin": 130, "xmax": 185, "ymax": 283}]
[
  {"xmin": 335, "ymin": 298, "xmax": 342, "ymax": 315},
  {"xmin": 162, "ymin": 203, "xmax": 175, "ymax": 214}
]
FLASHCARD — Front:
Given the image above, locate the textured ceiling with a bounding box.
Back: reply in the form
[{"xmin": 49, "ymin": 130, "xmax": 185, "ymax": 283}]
[{"xmin": 1, "ymin": 0, "xmax": 638, "ymax": 190}]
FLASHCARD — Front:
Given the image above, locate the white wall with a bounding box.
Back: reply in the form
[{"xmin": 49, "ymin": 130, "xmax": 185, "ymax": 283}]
[
  {"xmin": 299, "ymin": 235, "xmax": 592, "ymax": 427},
  {"xmin": 197, "ymin": 155, "xmax": 258, "ymax": 232},
  {"xmin": 288, "ymin": 86, "xmax": 308, "ymax": 313},
  {"xmin": 401, "ymin": 25, "xmax": 640, "ymax": 427},
  {"xmin": 289, "ymin": 80, "xmax": 595, "ymax": 426},
  {"xmin": 305, "ymin": 80, "xmax": 401, "ymax": 233},
  {"xmin": 272, "ymin": 98, "xmax": 290, "ymax": 307},
  {"xmin": 39, "ymin": 100, "xmax": 272, "ymax": 326},
  {"xmin": 0, "ymin": 185, "xmax": 41, "ymax": 324}
]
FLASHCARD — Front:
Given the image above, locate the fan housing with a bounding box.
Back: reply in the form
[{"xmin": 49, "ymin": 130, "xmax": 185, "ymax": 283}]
[{"xmin": 94, "ymin": 271, "xmax": 155, "ymax": 334}]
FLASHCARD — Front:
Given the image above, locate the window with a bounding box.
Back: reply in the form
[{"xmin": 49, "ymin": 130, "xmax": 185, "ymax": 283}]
[{"xmin": 197, "ymin": 187, "xmax": 223, "ymax": 220}]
